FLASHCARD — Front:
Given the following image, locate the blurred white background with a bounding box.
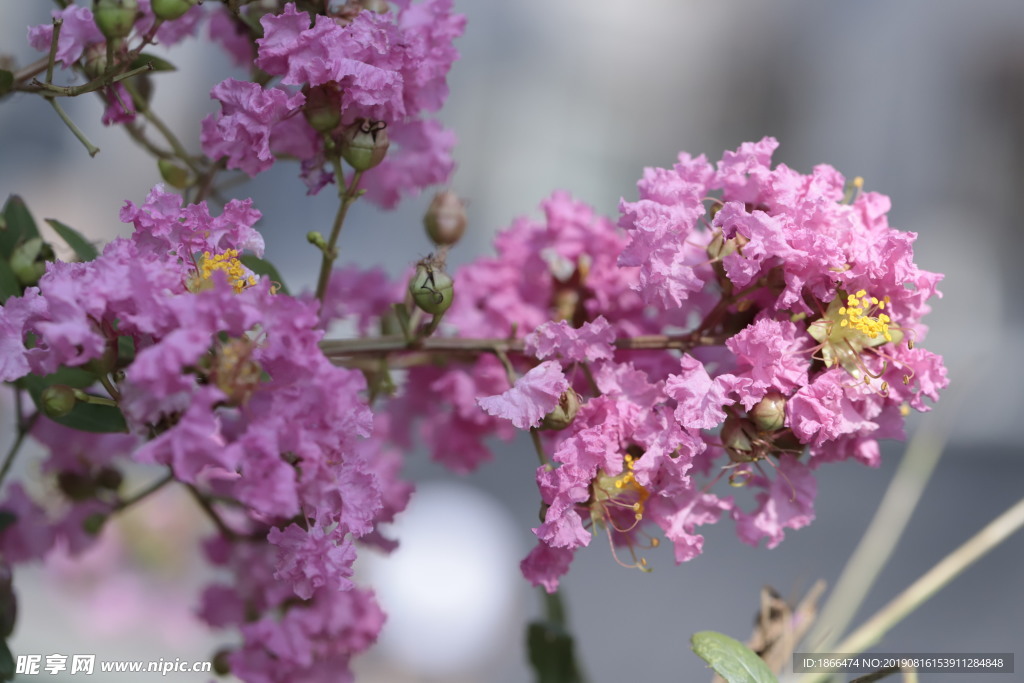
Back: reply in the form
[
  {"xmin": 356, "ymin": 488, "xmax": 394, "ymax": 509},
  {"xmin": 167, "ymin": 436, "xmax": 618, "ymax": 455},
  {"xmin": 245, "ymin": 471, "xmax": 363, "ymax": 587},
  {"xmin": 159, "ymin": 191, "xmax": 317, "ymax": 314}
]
[{"xmin": 1, "ymin": 1, "xmax": 1023, "ymax": 681}]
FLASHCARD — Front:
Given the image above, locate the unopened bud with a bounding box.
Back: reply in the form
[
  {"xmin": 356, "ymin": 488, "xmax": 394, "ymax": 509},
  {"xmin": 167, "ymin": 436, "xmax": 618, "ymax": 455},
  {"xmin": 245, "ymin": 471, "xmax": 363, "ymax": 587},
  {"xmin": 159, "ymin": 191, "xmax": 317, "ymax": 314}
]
[
  {"xmin": 424, "ymin": 190, "xmax": 467, "ymax": 246},
  {"xmin": 158, "ymin": 159, "xmax": 190, "ymax": 189},
  {"xmin": 408, "ymin": 258, "xmax": 453, "ymax": 315},
  {"xmin": 41, "ymin": 384, "xmax": 77, "ymax": 418},
  {"xmin": 151, "ymin": 0, "xmax": 197, "ymax": 21},
  {"xmin": 93, "ymin": 0, "xmax": 139, "ymax": 41},
  {"xmin": 750, "ymin": 392, "xmax": 786, "ymax": 432},
  {"xmin": 341, "ymin": 119, "xmax": 389, "ymax": 171},
  {"xmin": 706, "ymin": 230, "xmax": 748, "ymax": 261},
  {"xmin": 541, "ymin": 388, "xmax": 581, "ymax": 430},
  {"xmin": 302, "ymin": 83, "xmax": 342, "ymax": 133},
  {"xmin": 721, "ymin": 414, "xmax": 756, "ymax": 463},
  {"xmin": 82, "ymin": 43, "xmax": 108, "ymax": 79},
  {"xmin": 9, "ymin": 237, "xmax": 53, "ymax": 286}
]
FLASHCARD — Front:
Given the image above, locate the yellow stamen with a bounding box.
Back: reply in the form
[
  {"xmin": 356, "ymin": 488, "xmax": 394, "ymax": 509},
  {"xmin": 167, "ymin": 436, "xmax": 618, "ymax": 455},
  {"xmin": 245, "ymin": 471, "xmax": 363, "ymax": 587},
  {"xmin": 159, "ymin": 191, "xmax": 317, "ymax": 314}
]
[{"xmin": 195, "ymin": 250, "xmax": 257, "ymax": 294}]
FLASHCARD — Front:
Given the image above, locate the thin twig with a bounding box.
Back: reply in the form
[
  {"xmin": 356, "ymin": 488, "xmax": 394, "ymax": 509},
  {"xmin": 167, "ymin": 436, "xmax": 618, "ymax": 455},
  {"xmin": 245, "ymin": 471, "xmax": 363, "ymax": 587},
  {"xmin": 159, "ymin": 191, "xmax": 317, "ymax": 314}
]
[
  {"xmin": 314, "ymin": 159, "xmax": 364, "ymax": 301},
  {"xmin": 800, "ymin": 496, "xmax": 1024, "ymax": 683},
  {"xmin": 114, "ymin": 471, "xmax": 175, "ymax": 511},
  {"xmin": 320, "ymin": 331, "xmax": 720, "ymax": 360},
  {"xmin": 186, "ymin": 484, "xmax": 239, "ymax": 540},
  {"xmin": 805, "ymin": 369, "xmax": 976, "ymax": 653},
  {"xmin": 0, "ymin": 394, "xmax": 38, "ymax": 488}
]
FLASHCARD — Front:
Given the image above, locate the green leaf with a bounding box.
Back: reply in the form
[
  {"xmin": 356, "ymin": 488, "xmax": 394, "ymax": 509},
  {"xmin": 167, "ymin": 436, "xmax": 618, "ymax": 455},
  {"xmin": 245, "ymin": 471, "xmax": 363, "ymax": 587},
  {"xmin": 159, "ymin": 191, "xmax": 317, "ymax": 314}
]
[
  {"xmin": 0, "ymin": 512, "xmax": 16, "ymax": 535},
  {"xmin": 239, "ymin": 255, "xmax": 290, "ymax": 295},
  {"xmin": 19, "ymin": 370, "xmax": 128, "ymax": 434},
  {"xmin": 130, "ymin": 53, "xmax": 177, "ymax": 72},
  {"xmin": 45, "ymin": 218, "xmax": 99, "ymax": 262},
  {"xmin": 0, "ymin": 256, "xmax": 19, "ymax": 303},
  {"xmin": 691, "ymin": 631, "xmax": 778, "ymax": 683},
  {"xmin": 526, "ymin": 620, "xmax": 584, "ymax": 683},
  {"xmin": 0, "ymin": 196, "xmax": 40, "ymax": 259},
  {"xmin": 0, "ymin": 70, "xmax": 13, "ymax": 97},
  {"xmin": 117, "ymin": 334, "xmax": 136, "ymax": 368}
]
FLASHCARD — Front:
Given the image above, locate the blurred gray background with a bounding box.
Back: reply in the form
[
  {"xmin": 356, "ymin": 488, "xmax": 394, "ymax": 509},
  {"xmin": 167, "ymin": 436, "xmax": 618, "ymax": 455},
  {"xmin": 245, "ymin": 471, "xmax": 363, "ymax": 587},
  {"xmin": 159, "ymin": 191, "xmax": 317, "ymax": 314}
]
[{"xmin": 1, "ymin": 1, "xmax": 1023, "ymax": 681}]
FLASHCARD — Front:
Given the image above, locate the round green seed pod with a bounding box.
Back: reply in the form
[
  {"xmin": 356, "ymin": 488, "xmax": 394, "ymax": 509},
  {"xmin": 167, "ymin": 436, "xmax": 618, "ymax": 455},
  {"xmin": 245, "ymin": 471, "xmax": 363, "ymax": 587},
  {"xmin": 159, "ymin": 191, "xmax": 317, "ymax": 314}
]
[
  {"xmin": 41, "ymin": 384, "xmax": 77, "ymax": 418},
  {"xmin": 408, "ymin": 262, "xmax": 453, "ymax": 315},
  {"xmin": 93, "ymin": 0, "xmax": 139, "ymax": 41},
  {"xmin": 151, "ymin": 0, "xmax": 196, "ymax": 21},
  {"xmin": 750, "ymin": 392, "xmax": 787, "ymax": 432}
]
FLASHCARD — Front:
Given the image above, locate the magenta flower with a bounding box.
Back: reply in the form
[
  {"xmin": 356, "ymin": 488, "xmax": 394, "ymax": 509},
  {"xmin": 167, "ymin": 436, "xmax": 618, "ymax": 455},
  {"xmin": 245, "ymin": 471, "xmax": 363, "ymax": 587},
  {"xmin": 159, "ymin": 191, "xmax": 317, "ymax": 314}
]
[
  {"xmin": 477, "ymin": 360, "xmax": 569, "ymax": 430},
  {"xmin": 27, "ymin": 6, "xmax": 103, "ymax": 68},
  {"xmin": 201, "ymin": 80, "xmax": 307, "ymax": 177}
]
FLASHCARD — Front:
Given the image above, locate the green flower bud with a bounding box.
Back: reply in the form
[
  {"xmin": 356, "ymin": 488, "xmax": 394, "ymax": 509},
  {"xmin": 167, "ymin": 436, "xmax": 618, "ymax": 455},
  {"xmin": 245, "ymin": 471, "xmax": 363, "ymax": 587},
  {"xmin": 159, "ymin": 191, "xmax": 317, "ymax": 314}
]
[
  {"xmin": 302, "ymin": 83, "xmax": 342, "ymax": 133},
  {"xmin": 706, "ymin": 230, "xmax": 748, "ymax": 261},
  {"xmin": 424, "ymin": 190, "xmax": 467, "ymax": 246},
  {"xmin": 158, "ymin": 159, "xmax": 190, "ymax": 189},
  {"xmin": 151, "ymin": 0, "xmax": 197, "ymax": 21},
  {"xmin": 408, "ymin": 258, "xmax": 453, "ymax": 315},
  {"xmin": 750, "ymin": 392, "xmax": 787, "ymax": 432},
  {"xmin": 82, "ymin": 43, "xmax": 108, "ymax": 80},
  {"xmin": 93, "ymin": 0, "xmax": 139, "ymax": 41},
  {"xmin": 341, "ymin": 119, "xmax": 389, "ymax": 171},
  {"xmin": 721, "ymin": 414, "xmax": 757, "ymax": 463},
  {"xmin": 541, "ymin": 388, "xmax": 581, "ymax": 430},
  {"xmin": 41, "ymin": 384, "xmax": 78, "ymax": 418},
  {"xmin": 9, "ymin": 237, "xmax": 53, "ymax": 286}
]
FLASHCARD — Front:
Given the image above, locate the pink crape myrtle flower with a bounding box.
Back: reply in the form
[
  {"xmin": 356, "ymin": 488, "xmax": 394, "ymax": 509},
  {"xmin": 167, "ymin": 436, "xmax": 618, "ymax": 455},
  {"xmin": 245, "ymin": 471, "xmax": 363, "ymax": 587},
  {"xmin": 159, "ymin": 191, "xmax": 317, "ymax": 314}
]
[
  {"xmin": 0, "ymin": 183, "xmax": 411, "ymax": 680},
  {"xmin": 202, "ymin": 1, "xmax": 465, "ymax": 207},
  {"xmin": 363, "ymin": 139, "xmax": 947, "ymax": 590},
  {"xmin": 478, "ymin": 360, "xmax": 569, "ymax": 430}
]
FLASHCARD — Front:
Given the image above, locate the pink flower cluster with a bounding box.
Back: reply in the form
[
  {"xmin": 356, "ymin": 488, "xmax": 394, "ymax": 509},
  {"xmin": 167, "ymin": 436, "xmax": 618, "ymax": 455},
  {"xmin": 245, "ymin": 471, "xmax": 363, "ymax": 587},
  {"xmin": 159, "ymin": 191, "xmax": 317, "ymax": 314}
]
[
  {"xmin": 0, "ymin": 186, "xmax": 410, "ymax": 681},
  {"xmin": 201, "ymin": 1, "xmax": 465, "ymax": 205},
  {"xmin": 340, "ymin": 138, "xmax": 948, "ymax": 592}
]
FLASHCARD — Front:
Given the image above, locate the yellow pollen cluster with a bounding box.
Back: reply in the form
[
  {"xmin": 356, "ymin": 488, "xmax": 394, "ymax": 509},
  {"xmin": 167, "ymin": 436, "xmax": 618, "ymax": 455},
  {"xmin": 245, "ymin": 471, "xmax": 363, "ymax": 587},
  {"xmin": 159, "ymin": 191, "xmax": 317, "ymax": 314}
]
[
  {"xmin": 200, "ymin": 250, "xmax": 256, "ymax": 293},
  {"xmin": 612, "ymin": 454, "xmax": 647, "ymax": 522},
  {"xmin": 838, "ymin": 290, "xmax": 892, "ymax": 342}
]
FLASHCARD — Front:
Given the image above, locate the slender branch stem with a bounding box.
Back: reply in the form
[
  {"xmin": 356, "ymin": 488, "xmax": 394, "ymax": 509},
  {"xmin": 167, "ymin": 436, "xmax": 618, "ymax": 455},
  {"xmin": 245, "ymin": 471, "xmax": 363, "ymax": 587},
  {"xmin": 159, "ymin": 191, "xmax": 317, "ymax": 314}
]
[
  {"xmin": 123, "ymin": 119, "xmax": 174, "ymax": 159},
  {"xmin": 0, "ymin": 394, "xmax": 38, "ymax": 489},
  {"xmin": 186, "ymin": 484, "xmax": 239, "ymax": 540},
  {"xmin": 529, "ymin": 428, "xmax": 548, "ymax": 466},
  {"xmin": 38, "ymin": 17, "xmax": 100, "ymax": 156},
  {"xmin": 314, "ymin": 153, "xmax": 364, "ymax": 301},
  {"xmin": 32, "ymin": 62, "xmax": 154, "ymax": 98},
  {"xmin": 494, "ymin": 348, "xmax": 517, "ymax": 385},
  {"xmin": 800, "ymin": 496, "xmax": 1024, "ymax": 683},
  {"xmin": 47, "ymin": 98, "xmax": 100, "ymax": 156},
  {"xmin": 44, "ymin": 18, "xmax": 61, "ymax": 84},
  {"xmin": 321, "ymin": 331, "xmax": 721, "ymax": 361},
  {"xmin": 98, "ymin": 374, "xmax": 121, "ymax": 402},
  {"xmin": 13, "ymin": 57, "xmax": 50, "ymax": 84},
  {"xmin": 121, "ymin": 80, "xmax": 200, "ymax": 173},
  {"xmin": 114, "ymin": 471, "xmax": 175, "ymax": 511}
]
